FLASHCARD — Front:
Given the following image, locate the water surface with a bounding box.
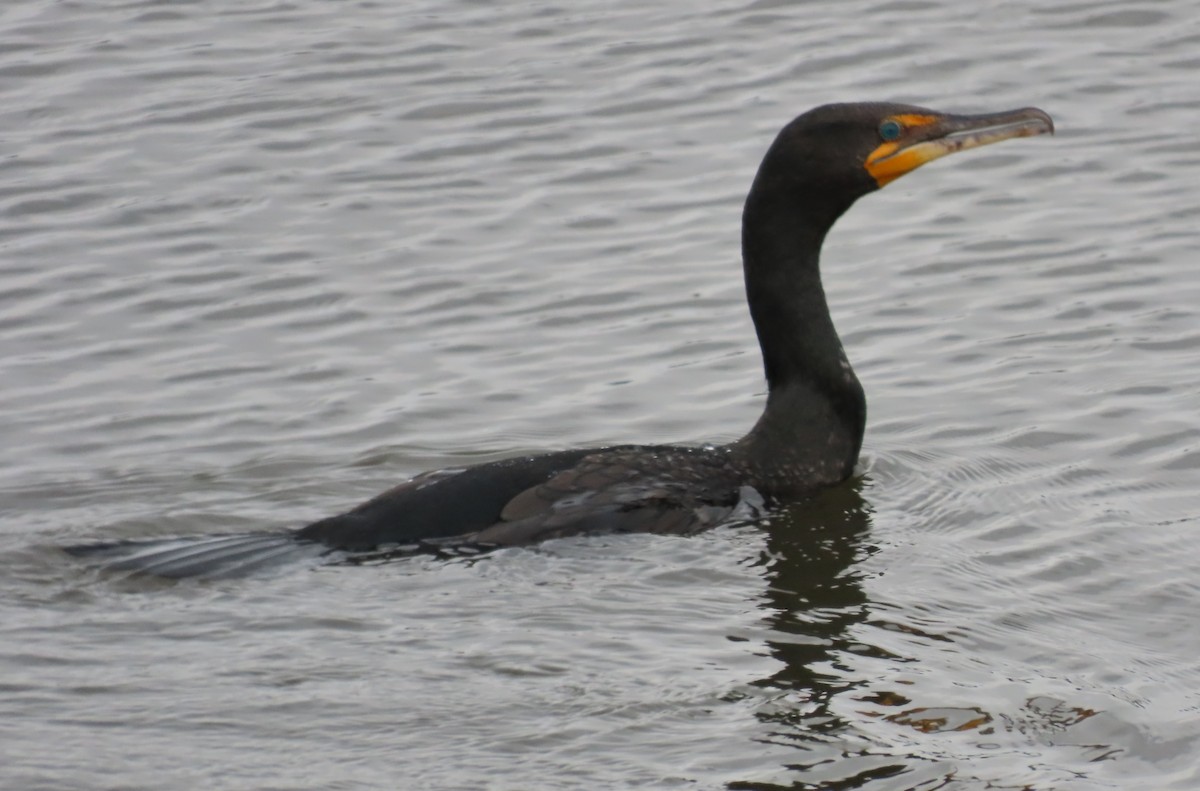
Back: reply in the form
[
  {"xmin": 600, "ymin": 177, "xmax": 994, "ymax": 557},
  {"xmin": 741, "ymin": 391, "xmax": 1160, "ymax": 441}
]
[{"xmin": 2, "ymin": 0, "xmax": 1199, "ymax": 788}]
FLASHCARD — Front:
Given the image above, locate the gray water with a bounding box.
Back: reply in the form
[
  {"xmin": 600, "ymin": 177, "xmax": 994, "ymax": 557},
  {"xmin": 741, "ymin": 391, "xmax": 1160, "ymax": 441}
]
[{"xmin": 2, "ymin": 0, "xmax": 1198, "ymax": 788}]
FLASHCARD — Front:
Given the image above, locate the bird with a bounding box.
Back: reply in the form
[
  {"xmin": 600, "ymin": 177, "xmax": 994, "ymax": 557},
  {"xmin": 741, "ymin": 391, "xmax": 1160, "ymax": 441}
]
[{"xmin": 67, "ymin": 101, "xmax": 1053, "ymax": 578}]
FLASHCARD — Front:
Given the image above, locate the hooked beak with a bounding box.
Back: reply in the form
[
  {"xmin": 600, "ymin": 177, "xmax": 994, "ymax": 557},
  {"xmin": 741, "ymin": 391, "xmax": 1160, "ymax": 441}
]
[{"xmin": 865, "ymin": 107, "xmax": 1054, "ymax": 187}]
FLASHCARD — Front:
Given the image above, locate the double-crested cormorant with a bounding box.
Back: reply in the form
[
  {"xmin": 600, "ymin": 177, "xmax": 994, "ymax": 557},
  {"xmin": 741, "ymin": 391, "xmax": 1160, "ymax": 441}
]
[{"xmin": 69, "ymin": 102, "xmax": 1053, "ymax": 577}]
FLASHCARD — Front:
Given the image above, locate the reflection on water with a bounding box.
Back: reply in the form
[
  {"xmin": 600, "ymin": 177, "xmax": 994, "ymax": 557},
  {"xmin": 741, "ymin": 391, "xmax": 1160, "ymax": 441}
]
[
  {"xmin": 736, "ymin": 485, "xmax": 879, "ymax": 789},
  {"xmin": 727, "ymin": 481, "xmax": 1140, "ymax": 790}
]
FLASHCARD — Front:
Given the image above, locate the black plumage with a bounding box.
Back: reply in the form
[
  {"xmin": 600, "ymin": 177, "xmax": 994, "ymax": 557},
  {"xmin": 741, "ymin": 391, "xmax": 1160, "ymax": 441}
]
[{"xmin": 67, "ymin": 102, "xmax": 1052, "ymax": 577}]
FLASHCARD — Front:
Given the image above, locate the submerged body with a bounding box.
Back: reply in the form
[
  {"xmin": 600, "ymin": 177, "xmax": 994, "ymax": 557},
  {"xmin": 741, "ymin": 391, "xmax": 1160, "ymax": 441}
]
[{"xmin": 68, "ymin": 102, "xmax": 1053, "ymax": 577}]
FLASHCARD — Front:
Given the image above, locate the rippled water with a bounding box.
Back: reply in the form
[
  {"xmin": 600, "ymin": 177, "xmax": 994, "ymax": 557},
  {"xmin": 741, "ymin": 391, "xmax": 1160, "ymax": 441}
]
[{"xmin": 3, "ymin": 0, "xmax": 1199, "ymax": 788}]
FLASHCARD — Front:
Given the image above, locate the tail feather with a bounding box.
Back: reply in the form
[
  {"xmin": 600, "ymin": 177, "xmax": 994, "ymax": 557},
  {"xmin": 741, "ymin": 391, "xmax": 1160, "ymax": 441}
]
[{"xmin": 64, "ymin": 532, "xmax": 327, "ymax": 579}]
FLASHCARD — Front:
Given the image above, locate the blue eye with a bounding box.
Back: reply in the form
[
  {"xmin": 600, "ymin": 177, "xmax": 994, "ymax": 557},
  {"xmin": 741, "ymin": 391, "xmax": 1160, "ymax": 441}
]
[{"xmin": 879, "ymin": 120, "xmax": 902, "ymax": 141}]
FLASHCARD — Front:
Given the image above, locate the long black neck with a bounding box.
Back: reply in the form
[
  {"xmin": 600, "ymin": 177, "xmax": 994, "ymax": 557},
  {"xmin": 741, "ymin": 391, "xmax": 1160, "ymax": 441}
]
[{"xmin": 731, "ymin": 160, "xmax": 867, "ymax": 495}]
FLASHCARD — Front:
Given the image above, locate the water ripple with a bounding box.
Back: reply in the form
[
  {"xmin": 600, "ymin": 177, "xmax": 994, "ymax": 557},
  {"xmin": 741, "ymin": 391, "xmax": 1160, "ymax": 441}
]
[{"xmin": 2, "ymin": 0, "xmax": 1200, "ymax": 788}]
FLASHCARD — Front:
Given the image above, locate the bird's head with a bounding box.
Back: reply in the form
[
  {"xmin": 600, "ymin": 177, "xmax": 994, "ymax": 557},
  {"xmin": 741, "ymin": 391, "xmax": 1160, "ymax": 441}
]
[{"xmin": 751, "ymin": 102, "xmax": 1054, "ymax": 222}]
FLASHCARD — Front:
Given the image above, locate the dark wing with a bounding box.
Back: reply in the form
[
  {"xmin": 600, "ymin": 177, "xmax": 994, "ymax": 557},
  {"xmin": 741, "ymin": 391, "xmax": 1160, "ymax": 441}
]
[
  {"xmin": 65, "ymin": 449, "xmax": 610, "ymax": 578},
  {"xmin": 295, "ymin": 446, "xmax": 618, "ymax": 550},
  {"xmin": 457, "ymin": 447, "xmax": 753, "ymax": 547},
  {"xmin": 66, "ymin": 445, "xmax": 756, "ymax": 577}
]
